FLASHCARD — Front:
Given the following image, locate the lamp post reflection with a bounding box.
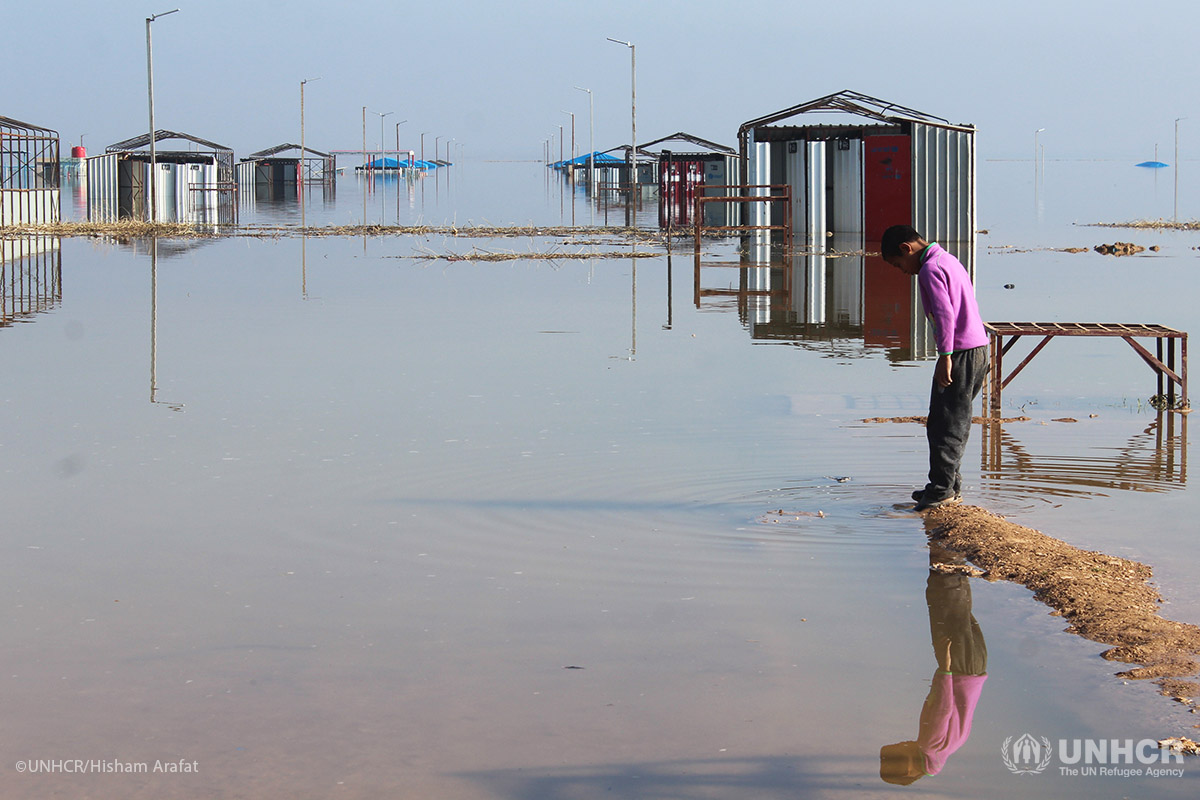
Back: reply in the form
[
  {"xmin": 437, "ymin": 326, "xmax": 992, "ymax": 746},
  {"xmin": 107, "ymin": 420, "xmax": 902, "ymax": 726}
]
[{"xmin": 149, "ymin": 237, "xmax": 184, "ymax": 411}]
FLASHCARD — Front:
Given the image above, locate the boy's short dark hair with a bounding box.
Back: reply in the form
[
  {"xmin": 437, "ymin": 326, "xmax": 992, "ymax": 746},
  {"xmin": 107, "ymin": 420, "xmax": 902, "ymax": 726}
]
[{"xmin": 880, "ymin": 225, "xmax": 923, "ymax": 259}]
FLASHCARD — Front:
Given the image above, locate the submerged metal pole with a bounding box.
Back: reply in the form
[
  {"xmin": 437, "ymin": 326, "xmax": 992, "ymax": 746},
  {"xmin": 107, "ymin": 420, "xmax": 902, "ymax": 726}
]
[
  {"xmin": 607, "ymin": 38, "xmax": 636, "ymax": 226},
  {"xmin": 145, "ymin": 9, "xmax": 179, "ymax": 222},
  {"xmin": 575, "ymin": 86, "xmax": 594, "ymax": 226},
  {"xmin": 1176, "ymin": 118, "xmax": 1186, "ymax": 222},
  {"xmin": 300, "ymin": 77, "xmax": 320, "ymax": 229}
]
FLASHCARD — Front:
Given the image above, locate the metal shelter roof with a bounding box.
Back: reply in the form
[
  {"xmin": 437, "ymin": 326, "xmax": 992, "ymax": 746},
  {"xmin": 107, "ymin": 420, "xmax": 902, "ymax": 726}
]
[
  {"xmin": 107, "ymin": 129, "xmax": 233, "ymax": 154},
  {"xmin": 243, "ymin": 143, "xmax": 332, "ymax": 160},
  {"xmin": 0, "ymin": 115, "xmax": 59, "ymax": 135},
  {"xmin": 636, "ymin": 132, "xmax": 736, "ymax": 156},
  {"xmin": 737, "ymin": 89, "xmax": 970, "ymax": 136}
]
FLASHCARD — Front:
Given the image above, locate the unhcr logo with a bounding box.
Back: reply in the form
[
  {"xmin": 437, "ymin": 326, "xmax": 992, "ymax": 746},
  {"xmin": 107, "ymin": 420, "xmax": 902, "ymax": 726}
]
[
  {"xmin": 1002, "ymin": 734, "xmax": 1053, "ymax": 775},
  {"xmin": 1001, "ymin": 734, "xmax": 1186, "ymax": 777}
]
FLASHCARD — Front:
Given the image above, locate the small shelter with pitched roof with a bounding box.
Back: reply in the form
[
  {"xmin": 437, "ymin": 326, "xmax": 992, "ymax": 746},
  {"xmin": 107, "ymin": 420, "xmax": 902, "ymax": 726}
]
[
  {"xmin": 88, "ymin": 129, "xmax": 235, "ymax": 223},
  {"xmin": 237, "ymin": 143, "xmax": 335, "ymax": 200},
  {"xmin": 637, "ymin": 132, "xmax": 738, "ymax": 227},
  {"xmin": 737, "ymin": 90, "xmax": 975, "ymax": 250}
]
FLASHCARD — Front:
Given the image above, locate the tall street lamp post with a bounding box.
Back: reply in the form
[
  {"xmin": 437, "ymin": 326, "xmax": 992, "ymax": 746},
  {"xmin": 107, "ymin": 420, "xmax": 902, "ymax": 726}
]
[
  {"xmin": 300, "ymin": 76, "xmax": 320, "ymax": 228},
  {"xmin": 607, "ymin": 37, "xmax": 636, "ymax": 226},
  {"xmin": 575, "ymin": 85, "xmax": 594, "ymax": 226},
  {"xmin": 145, "ymin": 8, "xmax": 179, "ymax": 222}
]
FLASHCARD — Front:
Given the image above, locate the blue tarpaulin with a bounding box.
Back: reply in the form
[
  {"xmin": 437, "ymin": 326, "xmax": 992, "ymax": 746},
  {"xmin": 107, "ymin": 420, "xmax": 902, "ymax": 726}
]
[
  {"xmin": 550, "ymin": 151, "xmax": 625, "ymax": 168},
  {"xmin": 1135, "ymin": 161, "xmax": 1169, "ymax": 168},
  {"xmin": 359, "ymin": 157, "xmax": 439, "ymax": 170}
]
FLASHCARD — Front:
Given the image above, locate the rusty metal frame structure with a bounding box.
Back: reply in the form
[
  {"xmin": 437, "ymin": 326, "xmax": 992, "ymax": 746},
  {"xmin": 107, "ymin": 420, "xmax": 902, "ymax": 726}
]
[
  {"xmin": 986, "ymin": 322, "xmax": 1189, "ymax": 414},
  {"xmin": 1, "ymin": 115, "xmax": 60, "ymax": 224},
  {"xmin": 692, "ymin": 184, "xmax": 792, "ymax": 259},
  {"xmin": 691, "ymin": 255, "xmax": 792, "ymax": 313}
]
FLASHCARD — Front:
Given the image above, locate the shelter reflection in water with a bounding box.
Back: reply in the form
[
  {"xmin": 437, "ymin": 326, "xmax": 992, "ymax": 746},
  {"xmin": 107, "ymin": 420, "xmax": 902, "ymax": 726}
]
[
  {"xmin": 695, "ymin": 235, "xmax": 973, "ymax": 363},
  {"xmin": 980, "ymin": 413, "xmax": 1187, "ymax": 501},
  {"xmin": 1, "ymin": 235, "xmax": 61, "ymax": 328}
]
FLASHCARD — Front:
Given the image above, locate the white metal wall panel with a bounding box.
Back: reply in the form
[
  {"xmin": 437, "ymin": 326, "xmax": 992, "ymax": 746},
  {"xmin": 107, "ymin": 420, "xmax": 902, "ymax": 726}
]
[
  {"xmin": 783, "ymin": 141, "xmax": 804, "ymax": 239},
  {"xmin": 86, "ymin": 153, "xmax": 119, "ymax": 221},
  {"xmin": 750, "ymin": 139, "xmax": 771, "ymax": 253},
  {"xmin": 912, "ymin": 122, "xmax": 976, "ymax": 298},
  {"xmin": 911, "ymin": 123, "xmax": 974, "ymax": 246},
  {"xmin": 828, "ymin": 140, "xmax": 863, "ymax": 236},
  {"xmin": 0, "ymin": 188, "xmax": 58, "ymax": 225},
  {"xmin": 806, "ymin": 141, "xmax": 826, "ymax": 248}
]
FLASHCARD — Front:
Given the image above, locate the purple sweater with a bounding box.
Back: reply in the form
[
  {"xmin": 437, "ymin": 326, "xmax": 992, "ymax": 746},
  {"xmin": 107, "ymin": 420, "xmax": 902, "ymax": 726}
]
[
  {"xmin": 918, "ymin": 243, "xmax": 988, "ymax": 355},
  {"xmin": 919, "ymin": 671, "xmax": 988, "ymax": 775}
]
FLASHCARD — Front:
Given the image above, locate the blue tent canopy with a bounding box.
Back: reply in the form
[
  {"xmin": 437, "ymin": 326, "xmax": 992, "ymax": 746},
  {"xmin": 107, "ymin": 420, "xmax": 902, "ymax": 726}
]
[
  {"xmin": 1135, "ymin": 161, "xmax": 1169, "ymax": 169},
  {"xmin": 550, "ymin": 151, "xmax": 625, "ymax": 168},
  {"xmin": 358, "ymin": 156, "xmax": 439, "ymax": 170}
]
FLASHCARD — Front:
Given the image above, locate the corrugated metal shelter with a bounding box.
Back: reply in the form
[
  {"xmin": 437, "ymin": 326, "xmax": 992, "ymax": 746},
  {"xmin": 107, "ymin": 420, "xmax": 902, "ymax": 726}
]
[
  {"xmin": 88, "ymin": 130, "xmax": 235, "ymax": 223},
  {"xmin": 0, "ymin": 115, "xmax": 60, "ymax": 225},
  {"xmin": 637, "ymin": 132, "xmax": 738, "ymax": 228},
  {"xmin": 237, "ymin": 143, "xmax": 334, "ymax": 200},
  {"xmin": 737, "ymin": 90, "xmax": 975, "ymax": 262}
]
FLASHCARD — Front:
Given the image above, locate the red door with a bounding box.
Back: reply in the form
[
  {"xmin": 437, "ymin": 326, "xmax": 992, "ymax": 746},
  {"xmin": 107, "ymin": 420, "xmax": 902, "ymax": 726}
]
[{"xmin": 863, "ymin": 135, "xmax": 911, "ymax": 242}]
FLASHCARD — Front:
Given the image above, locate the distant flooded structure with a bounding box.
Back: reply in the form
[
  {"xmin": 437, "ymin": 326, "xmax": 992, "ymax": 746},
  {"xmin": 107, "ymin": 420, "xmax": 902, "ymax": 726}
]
[
  {"xmin": 237, "ymin": 143, "xmax": 335, "ymax": 200},
  {"xmin": 737, "ymin": 90, "xmax": 976, "ymax": 263},
  {"xmin": 87, "ymin": 130, "xmax": 236, "ymax": 224},
  {"xmin": 636, "ymin": 132, "xmax": 737, "ymax": 228},
  {"xmin": 0, "ymin": 115, "xmax": 60, "ymax": 225}
]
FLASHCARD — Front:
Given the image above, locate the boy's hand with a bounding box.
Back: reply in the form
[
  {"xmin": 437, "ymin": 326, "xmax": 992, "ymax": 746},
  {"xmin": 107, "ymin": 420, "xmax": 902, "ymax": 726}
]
[{"xmin": 935, "ymin": 354, "xmax": 953, "ymax": 388}]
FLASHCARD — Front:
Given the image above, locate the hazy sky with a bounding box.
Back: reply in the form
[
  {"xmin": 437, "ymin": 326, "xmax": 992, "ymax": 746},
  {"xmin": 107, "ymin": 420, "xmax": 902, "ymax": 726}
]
[{"xmin": 7, "ymin": 0, "xmax": 1198, "ymax": 162}]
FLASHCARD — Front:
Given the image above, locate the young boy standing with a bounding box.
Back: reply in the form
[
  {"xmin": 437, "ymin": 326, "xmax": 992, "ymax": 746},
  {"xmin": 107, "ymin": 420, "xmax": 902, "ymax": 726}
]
[{"xmin": 880, "ymin": 225, "xmax": 989, "ymax": 511}]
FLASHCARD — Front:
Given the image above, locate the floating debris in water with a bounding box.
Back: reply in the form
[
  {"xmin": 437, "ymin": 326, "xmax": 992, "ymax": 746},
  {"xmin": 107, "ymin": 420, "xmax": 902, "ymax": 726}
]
[
  {"xmin": 1094, "ymin": 242, "xmax": 1146, "ymax": 256},
  {"xmin": 1158, "ymin": 737, "xmax": 1200, "ymax": 755}
]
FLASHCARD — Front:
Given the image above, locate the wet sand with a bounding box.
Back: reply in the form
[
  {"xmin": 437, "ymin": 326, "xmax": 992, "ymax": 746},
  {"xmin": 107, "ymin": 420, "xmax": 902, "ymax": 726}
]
[{"xmin": 923, "ymin": 505, "xmax": 1200, "ymax": 706}]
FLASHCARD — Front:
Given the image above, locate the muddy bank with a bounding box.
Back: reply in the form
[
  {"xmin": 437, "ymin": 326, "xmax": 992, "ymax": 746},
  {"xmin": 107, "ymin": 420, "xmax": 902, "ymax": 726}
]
[{"xmin": 923, "ymin": 505, "xmax": 1200, "ymax": 701}]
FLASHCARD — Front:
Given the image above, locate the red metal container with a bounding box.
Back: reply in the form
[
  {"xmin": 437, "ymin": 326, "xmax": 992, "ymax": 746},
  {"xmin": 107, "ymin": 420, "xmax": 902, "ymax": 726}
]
[{"xmin": 71, "ymin": 146, "xmax": 87, "ymax": 159}]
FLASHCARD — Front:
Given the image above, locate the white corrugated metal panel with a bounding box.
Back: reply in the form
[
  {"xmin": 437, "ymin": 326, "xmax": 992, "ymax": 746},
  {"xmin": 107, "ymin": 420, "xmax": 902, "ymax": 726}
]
[
  {"xmin": 829, "ymin": 139, "xmax": 863, "ymax": 236},
  {"xmin": 750, "ymin": 139, "xmax": 771, "ymax": 251},
  {"xmin": 911, "ymin": 123, "xmax": 973, "ymax": 244},
  {"xmin": 0, "ymin": 188, "xmax": 58, "ymax": 225},
  {"xmin": 782, "ymin": 141, "xmax": 803, "ymax": 239},
  {"xmin": 806, "ymin": 142, "xmax": 826, "ymax": 248},
  {"xmin": 236, "ymin": 161, "xmax": 255, "ymax": 188},
  {"xmin": 86, "ymin": 153, "xmax": 119, "ymax": 222}
]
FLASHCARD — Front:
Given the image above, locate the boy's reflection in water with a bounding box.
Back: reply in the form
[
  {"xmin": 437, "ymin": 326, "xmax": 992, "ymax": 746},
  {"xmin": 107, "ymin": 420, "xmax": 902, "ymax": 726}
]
[{"xmin": 880, "ymin": 542, "xmax": 988, "ymax": 785}]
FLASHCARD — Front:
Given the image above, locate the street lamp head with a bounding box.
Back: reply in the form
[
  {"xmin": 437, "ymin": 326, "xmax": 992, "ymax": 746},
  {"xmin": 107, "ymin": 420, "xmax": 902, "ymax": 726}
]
[
  {"xmin": 148, "ymin": 8, "xmax": 179, "ymax": 22},
  {"xmin": 607, "ymin": 37, "xmax": 633, "ymax": 47}
]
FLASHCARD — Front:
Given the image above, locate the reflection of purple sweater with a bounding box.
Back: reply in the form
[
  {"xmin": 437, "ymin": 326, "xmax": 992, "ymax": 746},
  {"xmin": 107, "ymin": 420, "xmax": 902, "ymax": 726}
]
[
  {"xmin": 919, "ymin": 671, "xmax": 988, "ymax": 775},
  {"xmin": 918, "ymin": 243, "xmax": 988, "ymax": 356}
]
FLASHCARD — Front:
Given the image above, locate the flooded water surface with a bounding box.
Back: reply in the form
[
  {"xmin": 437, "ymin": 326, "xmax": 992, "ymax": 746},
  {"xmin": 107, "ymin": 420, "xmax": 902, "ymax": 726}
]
[{"xmin": 3, "ymin": 160, "xmax": 1200, "ymax": 797}]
